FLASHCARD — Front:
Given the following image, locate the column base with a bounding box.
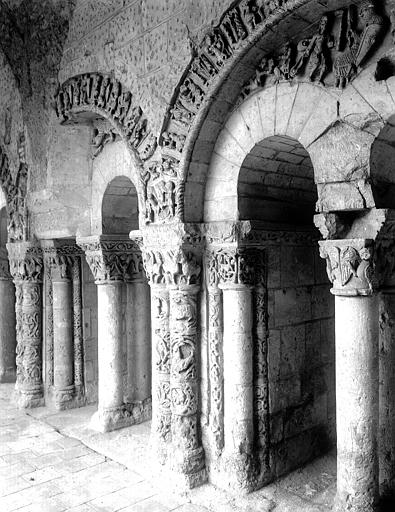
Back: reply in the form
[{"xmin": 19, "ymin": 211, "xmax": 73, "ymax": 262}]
[
  {"xmin": 169, "ymin": 446, "xmax": 207, "ymax": 490},
  {"xmin": 91, "ymin": 398, "xmax": 152, "ymax": 433},
  {"xmin": 333, "ymin": 491, "xmax": 378, "ymax": 512},
  {"xmin": 54, "ymin": 385, "xmax": 75, "ymax": 410},
  {"xmin": 13, "ymin": 385, "xmax": 44, "ymax": 408},
  {"xmin": 217, "ymin": 452, "xmax": 257, "ymax": 493}
]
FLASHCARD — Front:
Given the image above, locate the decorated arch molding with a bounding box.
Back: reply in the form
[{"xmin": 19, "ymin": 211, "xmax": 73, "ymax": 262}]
[
  {"xmin": 152, "ymin": 0, "xmax": 395, "ymax": 223},
  {"xmin": 0, "ymin": 144, "xmax": 28, "ymax": 242},
  {"xmin": 53, "ymin": 72, "xmax": 157, "ymax": 163}
]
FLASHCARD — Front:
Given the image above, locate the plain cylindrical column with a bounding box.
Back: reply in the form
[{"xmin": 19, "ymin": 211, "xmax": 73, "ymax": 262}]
[
  {"xmin": 379, "ymin": 291, "xmax": 395, "ymax": 499},
  {"xmin": 150, "ymin": 284, "xmax": 171, "ymax": 463},
  {"xmin": 334, "ymin": 294, "xmax": 379, "ymax": 512},
  {"xmin": 126, "ymin": 280, "xmax": 151, "ymax": 402},
  {"xmin": 53, "ymin": 276, "xmax": 74, "ymax": 409},
  {"xmin": 221, "ymin": 283, "xmax": 254, "ymax": 488},
  {"xmin": 0, "ymin": 278, "xmax": 16, "ymax": 382},
  {"xmin": 94, "ymin": 281, "xmax": 123, "ymax": 431}
]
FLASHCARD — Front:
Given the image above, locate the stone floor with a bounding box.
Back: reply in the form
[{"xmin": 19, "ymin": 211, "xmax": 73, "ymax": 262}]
[{"xmin": 0, "ymin": 384, "xmax": 337, "ymax": 512}]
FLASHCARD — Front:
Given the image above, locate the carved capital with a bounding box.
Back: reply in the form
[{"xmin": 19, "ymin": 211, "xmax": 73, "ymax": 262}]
[
  {"xmin": 0, "ymin": 247, "xmax": 11, "ymax": 279},
  {"xmin": 142, "ymin": 248, "xmax": 201, "ymax": 287},
  {"xmin": 207, "ymin": 247, "xmax": 262, "ymax": 287},
  {"xmin": 7, "ymin": 242, "xmax": 43, "ymax": 283},
  {"xmin": 42, "ymin": 241, "xmax": 83, "ymax": 281},
  {"xmin": 77, "ymin": 236, "xmax": 144, "ymax": 284},
  {"xmin": 318, "ymin": 239, "xmax": 376, "ymax": 296}
]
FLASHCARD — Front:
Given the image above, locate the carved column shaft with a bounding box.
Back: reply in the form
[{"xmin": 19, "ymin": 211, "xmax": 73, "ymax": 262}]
[
  {"xmin": 8, "ymin": 243, "xmax": 44, "ymax": 408},
  {"xmin": 207, "ymin": 285, "xmax": 224, "ymax": 455},
  {"xmin": 72, "ymin": 257, "xmax": 84, "ymax": 395},
  {"xmin": 44, "ymin": 263, "xmax": 54, "ymax": 387},
  {"xmin": 150, "ymin": 284, "xmax": 171, "ymax": 461},
  {"xmin": 252, "ymin": 255, "xmax": 269, "ymax": 469},
  {"xmin": 170, "ymin": 285, "xmax": 205, "ymax": 482}
]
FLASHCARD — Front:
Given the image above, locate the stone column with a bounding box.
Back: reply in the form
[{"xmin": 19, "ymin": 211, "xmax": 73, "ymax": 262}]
[
  {"xmin": 0, "ymin": 249, "xmax": 16, "ymax": 383},
  {"xmin": 141, "ymin": 240, "xmax": 206, "ymax": 488},
  {"xmin": 7, "ymin": 242, "xmax": 44, "ymax": 408},
  {"xmin": 50, "ymin": 253, "xmax": 75, "ymax": 409},
  {"xmin": 221, "ymin": 284, "xmax": 254, "ymax": 483},
  {"xmin": 72, "ymin": 256, "xmax": 84, "ymax": 400},
  {"xmin": 149, "ymin": 283, "xmax": 171, "ymax": 463},
  {"xmin": 210, "ymin": 247, "xmax": 255, "ymax": 490},
  {"xmin": 126, "ymin": 278, "xmax": 151, "ymax": 403},
  {"xmin": 319, "ymin": 239, "xmax": 379, "ymax": 512},
  {"xmin": 78, "ymin": 236, "xmax": 145, "ymax": 432}
]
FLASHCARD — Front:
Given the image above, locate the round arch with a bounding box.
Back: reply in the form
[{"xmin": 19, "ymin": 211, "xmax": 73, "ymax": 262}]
[
  {"xmin": 202, "ymin": 82, "xmax": 337, "ymax": 222},
  {"xmin": 90, "ymin": 140, "xmax": 144, "ymax": 235}
]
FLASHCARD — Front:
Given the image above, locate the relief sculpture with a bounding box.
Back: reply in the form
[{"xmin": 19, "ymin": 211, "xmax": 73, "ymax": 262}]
[{"xmin": 54, "ymin": 73, "xmax": 157, "ymax": 162}]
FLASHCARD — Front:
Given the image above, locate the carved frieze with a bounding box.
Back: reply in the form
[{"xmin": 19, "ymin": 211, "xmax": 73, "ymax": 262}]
[
  {"xmin": 319, "ymin": 238, "xmax": 375, "ymax": 296},
  {"xmin": 77, "ymin": 237, "xmax": 145, "ymax": 284},
  {"xmin": 240, "ymin": 2, "xmax": 385, "ymax": 97},
  {"xmin": 54, "ymin": 73, "xmax": 157, "ymax": 162}
]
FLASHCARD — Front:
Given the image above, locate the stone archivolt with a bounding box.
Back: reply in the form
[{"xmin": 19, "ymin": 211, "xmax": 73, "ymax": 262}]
[{"xmin": 54, "ymin": 72, "xmax": 157, "ymax": 162}]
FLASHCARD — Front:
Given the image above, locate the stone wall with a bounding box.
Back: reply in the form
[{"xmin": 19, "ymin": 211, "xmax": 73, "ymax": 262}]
[
  {"xmin": 267, "ymin": 238, "xmax": 335, "ymax": 477},
  {"xmin": 59, "ymin": 0, "xmax": 233, "ymax": 136}
]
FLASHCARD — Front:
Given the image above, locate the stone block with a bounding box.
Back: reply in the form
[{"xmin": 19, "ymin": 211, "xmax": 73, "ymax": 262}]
[
  {"xmin": 257, "ymin": 87, "xmax": 276, "ymax": 138},
  {"xmin": 269, "ymin": 375, "xmax": 301, "ymax": 414},
  {"xmin": 275, "ymin": 82, "xmax": 298, "ymax": 136},
  {"xmin": 267, "ymin": 246, "xmax": 281, "ymax": 288},
  {"xmin": 352, "ymin": 65, "xmax": 395, "ymax": 120},
  {"xmin": 204, "ymin": 197, "xmax": 237, "ymax": 222},
  {"xmin": 312, "ymin": 285, "xmax": 334, "ymax": 320},
  {"xmin": 299, "ymin": 91, "xmax": 338, "ymax": 149},
  {"xmin": 274, "ymin": 287, "xmax": 312, "ymax": 327},
  {"xmin": 280, "ymin": 246, "xmax": 315, "ymax": 288},
  {"xmin": 304, "ymin": 321, "xmax": 321, "ymax": 371},
  {"xmin": 309, "ymin": 122, "xmax": 374, "ymax": 184},
  {"xmin": 239, "ymin": 95, "xmax": 264, "ymax": 145},
  {"xmin": 280, "ymin": 324, "xmax": 305, "ymax": 378},
  {"xmin": 213, "ymin": 128, "xmax": 246, "ymax": 167},
  {"xmin": 316, "ymin": 180, "xmax": 375, "ymax": 212},
  {"xmin": 286, "ymin": 83, "xmax": 323, "ymax": 140},
  {"xmin": 268, "ymin": 329, "xmax": 281, "ymax": 382},
  {"xmin": 225, "ymin": 104, "xmax": 255, "ymax": 152}
]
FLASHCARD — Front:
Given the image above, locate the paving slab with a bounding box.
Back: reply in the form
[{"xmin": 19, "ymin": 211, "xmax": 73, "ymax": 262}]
[{"xmin": 0, "ymin": 383, "xmax": 336, "ymax": 512}]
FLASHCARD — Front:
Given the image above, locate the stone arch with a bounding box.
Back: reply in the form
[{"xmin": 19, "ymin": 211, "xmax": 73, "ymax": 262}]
[
  {"xmin": 90, "ymin": 140, "xmax": 144, "ymax": 235},
  {"xmin": 203, "ymin": 83, "xmax": 337, "ymax": 222},
  {"xmin": 54, "ymin": 72, "xmax": 157, "ymax": 168},
  {"xmin": 101, "ymin": 176, "xmax": 139, "ymax": 236}
]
